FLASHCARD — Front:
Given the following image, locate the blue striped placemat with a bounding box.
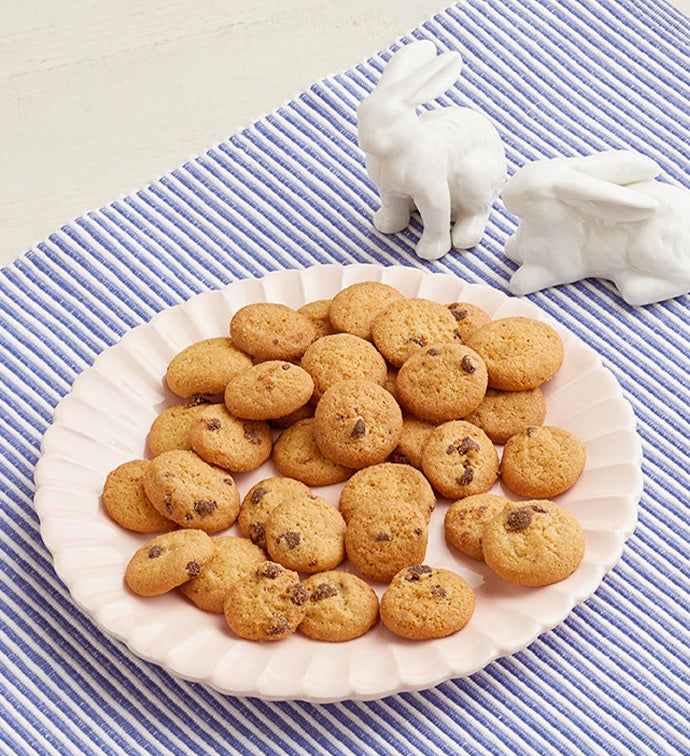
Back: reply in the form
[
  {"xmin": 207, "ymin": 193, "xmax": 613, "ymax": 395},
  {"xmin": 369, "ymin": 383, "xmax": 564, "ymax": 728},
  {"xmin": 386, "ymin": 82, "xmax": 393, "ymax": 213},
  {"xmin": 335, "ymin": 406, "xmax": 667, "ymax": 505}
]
[{"xmin": 2, "ymin": 0, "xmax": 688, "ymax": 753}]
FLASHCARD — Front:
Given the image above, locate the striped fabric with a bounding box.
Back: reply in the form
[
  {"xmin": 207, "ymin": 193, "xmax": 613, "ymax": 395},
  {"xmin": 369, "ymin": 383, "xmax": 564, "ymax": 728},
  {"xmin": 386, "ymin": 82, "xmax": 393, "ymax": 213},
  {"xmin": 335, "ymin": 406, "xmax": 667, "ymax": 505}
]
[{"xmin": 1, "ymin": 0, "xmax": 688, "ymax": 752}]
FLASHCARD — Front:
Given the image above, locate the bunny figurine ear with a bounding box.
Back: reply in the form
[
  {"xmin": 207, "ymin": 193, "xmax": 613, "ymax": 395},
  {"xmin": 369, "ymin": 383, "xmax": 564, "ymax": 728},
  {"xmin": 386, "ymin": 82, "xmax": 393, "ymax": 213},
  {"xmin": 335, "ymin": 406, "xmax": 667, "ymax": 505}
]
[
  {"xmin": 396, "ymin": 50, "xmax": 463, "ymax": 107},
  {"xmin": 567, "ymin": 150, "xmax": 661, "ymax": 186},
  {"xmin": 378, "ymin": 40, "xmax": 439, "ymax": 86}
]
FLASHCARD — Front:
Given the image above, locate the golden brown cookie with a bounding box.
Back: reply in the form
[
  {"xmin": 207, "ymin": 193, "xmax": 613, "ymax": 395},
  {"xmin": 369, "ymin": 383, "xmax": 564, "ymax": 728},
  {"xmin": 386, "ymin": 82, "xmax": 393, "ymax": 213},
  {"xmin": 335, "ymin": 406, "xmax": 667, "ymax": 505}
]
[
  {"xmin": 445, "ymin": 301, "xmax": 492, "ymax": 340},
  {"xmin": 395, "ymin": 343, "xmax": 488, "ymax": 423},
  {"xmin": 229, "ymin": 302, "xmax": 317, "ymax": 361},
  {"xmin": 238, "ymin": 476, "xmax": 312, "ymax": 550},
  {"xmin": 338, "ymin": 462, "xmax": 436, "ymax": 523},
  {"xmin": 388, "ymin": 416, "xmax": 437, "ymax": 469},
  {"xmin": 102, "ymin": 459, "xmax": 176, "ymax": 533},
  {"xmin": 143, "ymin": 450, "xmax": 241, "ymax": 533},
  {"xmin": 312, "ymin": 379, "xmax": 403, "ymax": 469},
  {"xmin": 379, "ymin": 564, "xmax": 476, "ymax": 640},
  {"xmin": 223, "ymin": 561, "xmax": 310, "ymax": 641},
  {"xmin": 464, "ymin": 387, "xmax": 547, "ymax": 445},
  {"xmin": 420, "ymin": 420, "xmax": 499, "ymax": 500},
  {"xmin": 328, "ymin": 280, "xmax": 406, "ymax": 341},
  {"xmin": 297, "ymin": 299, "xmax": 337, "ymax": 338},
  {"xmin": 371, "ymin": 297, "xmax": 462, "ymax": 367},
  {"xmin": 178, "ymin": 535, "xmax": 267, "ymax": 613},
  {"xmin": 165, "ymin": 337, "xmax": 252, "ymax": 399},
  {"xmin": 345, "ymin": 501, "xmax": 428, "ymax": 583},
  {"xmin": 223, "ymin": 360, "xmax": 314, "ymax": 421},
  {"xmin": 147, "ymin": 400, "xmax": 211, "ymax": 457},
  {"xmin": 272, "ymin": 418, "xmax": 353, "ymax": 486},
  {"xmin": 482, "ymin": 501, "xmax": 585, "ymax": 586},
  {"xmin": 500, "ymin": 425, "xmax": 587, "ymax": 498},
  {"xmin": 299, "ymin": 571, "xmax": 379, "ymax": 642},
  {"xmin": 264, "ymin": 494, "xmax": 346, "ymax": 574},
  {"xmin": 300, "ymin": 333, "xmax": 388, "ymax": 401},
  {"xmin": 464, "ymin": 316, "xmax": 564, "ymax": 391},
  {"xmin": 444, "ymin": 492, "xmax": 510, "ymax": 560},
  {"xmin": 125, "ymin": 529, "xmax": 215, "ymax": 597}
]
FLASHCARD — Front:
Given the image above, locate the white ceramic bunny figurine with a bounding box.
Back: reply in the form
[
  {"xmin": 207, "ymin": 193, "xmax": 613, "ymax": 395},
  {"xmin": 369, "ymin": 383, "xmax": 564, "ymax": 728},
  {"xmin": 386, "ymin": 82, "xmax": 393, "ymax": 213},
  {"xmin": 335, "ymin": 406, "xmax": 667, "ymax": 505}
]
[
  {"xmin": 357, "ymin": 40, "xmax": 506, "ymax": 261},
  {"xmin": 503, "ymin": 150, "xmax": 690, "ymax": 306}
]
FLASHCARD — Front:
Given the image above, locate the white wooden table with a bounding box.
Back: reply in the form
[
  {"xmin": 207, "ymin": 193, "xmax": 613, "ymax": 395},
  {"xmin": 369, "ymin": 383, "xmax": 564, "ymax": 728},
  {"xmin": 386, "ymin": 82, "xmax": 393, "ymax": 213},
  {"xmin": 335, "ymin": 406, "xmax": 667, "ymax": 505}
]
[{"xmin": 2, "ymin": 0, "xmax": 688, "ymax": 265}]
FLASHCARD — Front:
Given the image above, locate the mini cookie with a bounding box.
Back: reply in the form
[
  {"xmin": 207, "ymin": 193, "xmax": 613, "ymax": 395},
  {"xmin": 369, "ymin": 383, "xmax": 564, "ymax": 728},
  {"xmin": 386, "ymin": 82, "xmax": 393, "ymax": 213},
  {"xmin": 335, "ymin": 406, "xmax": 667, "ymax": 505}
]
[
  {"xmin": 178, "ymin": 535, "xmax": 267, "ymax": 613},
  {"xmin": 444, "ymin": 493, "xmax": 510, "ymax": 560},
  {"xmin": 482, "ymin": 501, "xmax": 585, "ymax": 586},
  {"xmin": 102, "ymin": 459, "xmax": 176, "ymax": 533},
  {"xmin": 223, "ymin": 561, "xmax": 310, "ymax": 641},
  {"xmin": 396, "ymin": 343, "xmax": 488, "ymax": 423},
  {"xmin": 224, "ymin": 360, "xmax": 314, "ymax": 421},
  {"xmin": 421, "ymin": 420, "xmax": 499, "ymax": 500},
  {"xmin": 188, "ymin": 403, "xmax": 272, "ymax": 472},
  {"xmin": 238, "ymin": 476, "xmax": 312, "ymax": 549},
  {"xmin": 445, "ymin": 301, "xmax": 492, "ymax": 340},
  {"xmin": 464, "ymin": 317, "xmax": 564, "ymax": 391},
  {"xmin": 500, "ymin": 425, "xmax": 586, "ymax": 498},
  {"xmin": 300, "ymin": 333, "xmax": 388, "ymax": 401},
  {"xmin": 143, "ymin": 450, "xmax": 241, "ymax": 533},
  {"xmin": 229, "ymin": 303, "xmax": 317, "ymax": 361},
  {"xmin": 147, "ymin": 399, "xmax": 211, "ymax": 457},
  {"xmin": 345, "ymin": 501, "xmax": 428, "ymax": 583},
  {"xmin": 264, "ymin": 494, "xmax": 346, "ymax": 574},
  {"xmin": 380, "ymin": 564, "xmax": 476, "ymax": 640},
  {"xmin": 371, "ymin": 298, "xmax": 462, "ymax": 367},
  {"xmin": 312, "ymin": 379, "xmax": 403, "ymax": 469},
  {"xmin": 300, "ymin": 571, "xmax": 379, "ymax": 642},
  {"xmin": 272, "ymin": 418, "xmax": 353, "ymax": 487},
  {"xmin": 338, "ymin": 462, "xmax": 436, "ymax": 523},
  {"xmin": 165, "ymin": 337, "xmax": 252, "ymax": 399},
  {"xmin": 328, "ymin": 280, "xmax": 406, "ymax": 341},
  {"xmin": 388, "ymin": 416, "xmax": 437, "ymax": 469},
  {"xmin": 464, "ymin": 387, "xmax": 547, "ymax": 445},
  {"xmin": 125, "ymin": 529, "xmax": 214, "ymax": 597},
  {"xmin": 298, "ymin": 299, "xmax": 337, "ymax": 338}
]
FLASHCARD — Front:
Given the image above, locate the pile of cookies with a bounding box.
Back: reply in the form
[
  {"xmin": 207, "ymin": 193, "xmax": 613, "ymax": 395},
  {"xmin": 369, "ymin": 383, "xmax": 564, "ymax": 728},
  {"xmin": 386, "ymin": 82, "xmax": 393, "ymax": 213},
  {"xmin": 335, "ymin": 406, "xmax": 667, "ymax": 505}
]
[{"xmin": 103, "ymin": 279, "xmax": 587, "ymax": 644}]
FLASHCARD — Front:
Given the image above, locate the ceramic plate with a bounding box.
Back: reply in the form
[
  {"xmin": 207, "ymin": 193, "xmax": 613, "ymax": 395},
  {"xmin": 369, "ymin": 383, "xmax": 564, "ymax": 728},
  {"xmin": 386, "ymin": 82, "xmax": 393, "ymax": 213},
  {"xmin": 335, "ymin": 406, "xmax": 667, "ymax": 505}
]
[{"xmin": 34, "ymin": 263, "xmax": 642, "ymax": 702}]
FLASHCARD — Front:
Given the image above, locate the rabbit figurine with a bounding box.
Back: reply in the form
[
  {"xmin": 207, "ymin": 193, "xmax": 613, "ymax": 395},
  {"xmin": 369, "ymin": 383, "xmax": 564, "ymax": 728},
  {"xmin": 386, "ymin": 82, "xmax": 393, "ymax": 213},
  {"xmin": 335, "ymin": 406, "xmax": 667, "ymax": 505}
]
[
  {"xmin": 503, "ymin": 150, "xmax": 690, "ymax": 306},
  {"xmin": 357, "ymin": 40, "xmax": 506, "ymax": 261}
]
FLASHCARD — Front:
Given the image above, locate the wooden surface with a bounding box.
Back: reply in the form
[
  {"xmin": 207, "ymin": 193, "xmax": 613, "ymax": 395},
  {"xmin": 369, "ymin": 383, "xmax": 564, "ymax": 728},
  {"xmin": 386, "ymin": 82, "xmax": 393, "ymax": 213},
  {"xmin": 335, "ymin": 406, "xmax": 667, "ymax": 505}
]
[{"xmin": 2, "ymin": 0, "xmax": 688, "ymax": 265}]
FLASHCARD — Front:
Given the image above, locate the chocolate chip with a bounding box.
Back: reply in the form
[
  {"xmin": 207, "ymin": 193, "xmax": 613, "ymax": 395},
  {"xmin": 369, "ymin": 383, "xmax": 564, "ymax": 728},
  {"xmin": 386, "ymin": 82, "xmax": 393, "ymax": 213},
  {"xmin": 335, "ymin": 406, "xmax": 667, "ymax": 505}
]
[
  {"xmin": 530, "ymin": 504, "xmax": 550, "ymax": 514},
  {"xmin": 280, "ymin": 531, "xmax": 301, "ymax": 550},
  {"xmin": 426, "ymin": 347, "xmax": 440, "ymax": 356},
  {"xmin": 311, "ymin": 583, "xmax": 338, "ymax": 601},
  {"xmin": 186, "ymin": 395, "xmax": 209, "ymax": 407},
  {"xmin": 458, "ymin": 436, "xmax": 480, "ymax": 455},
  {"xmin": 267, "ymin": 617, "xmax": 291, "ymax": 636},
  {"xmin": 223, "ymin": 478, "xmax": 234, "ymax": 487},
  {"xmin": 148, "ymin": 545, "xmax": 162, "ymax": 559},
  {"xmin": 449, "ymin": 304, "xmax": 468, "ymax": 321},
  {"xmin": 351, "ymin": 418, "xmax": 367, "ymax": 439},
  {"xmin": 281, "ymin": 363, "xmax": 292, "ymax": 370},
  {"xmin": 405, "ymin": 564, "xmax": 432, "ymax": 581},
  {"xmin": 250, "ymin": 486, "xmax": 267, "ymax": 504},
  {"xmin": 506, "ymin": 507, "xmax": 533, "ymax": 531},
  {"xmin": 457, "ymin": 464, "xmax": 474, "ymax": 485},
  {"xmin": 185, "ymin": 561, "xmax": 201, "ymax": 577},
  {"xmin": 526, "ymin": 426, "xmax": 538, "ymax": 437},
  {"xmin": 430, "ymin": 585, "xmax": 447, "ymax": 597},
  {"xmin": 446, "ymin": 444, "xmax": 457, "ymax": 455},
  {"xmin": 409, "ymin": 335, "xmax": 427, "ymax": 347},
  {"xmin": 259, "ymin": 562, "xmax": 282, "ymax": 579},
  {"xmin": 374, "ymin": 531, "xmax": 392, "ymax": 542},
  {"xmin": 194, "ymin": 500, "xmax": 217, "ymax": 518},
  {"xmin": 244, "ymin": 426, "xmax": 262, "ymax": 445},
  {"xmin": 206, "ymin": 418, "xmax": 222, "ymax": 431},
  {"xmin": 249, "ymin": 522, "xmax": 265, "ymax": 545},
  {"xmin": 288, "ymin": 583, "xmax": 310, "ymax": 606},
  {"xmin": 414, "ymin": 527, "xmax": 423, "ymax": 536},
  {"xmin": 461, "ymin": 355, "xmax": 476, "ymax": 373}
]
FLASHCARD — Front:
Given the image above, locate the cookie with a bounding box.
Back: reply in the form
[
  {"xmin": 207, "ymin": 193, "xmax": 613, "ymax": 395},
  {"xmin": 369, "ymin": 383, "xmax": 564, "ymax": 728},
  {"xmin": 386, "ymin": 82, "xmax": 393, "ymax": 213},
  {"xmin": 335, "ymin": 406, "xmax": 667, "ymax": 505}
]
[
  {"xmin": 388, "ymin": 416, "xmax": 437, "ymax": 469},
  {"xmin": 328, "ymin": 280, "xmax": 406, "ymax": 341},
  {"xmin": 264, "ymin": 494, "xmax": 346, "ymax": 574},
  {"xmin": 297, "ymin": 299, "xmax": 337, "ymax": 338},
  {"xmin": 102, "ymin": 459, "xmax": 176, "ymax": 533},
  {"xmin": 312, "ymin": 379, "xmax": 403, "ymax": 469},
  {"xmin": 143, "ymin": 449, "xmax": 241, "ymax": 533},
  {"xmin": 272, "ymin": 418, "xmax": 353, "ymax": 486},
  {"xmin": 188, "ymin": 403, "xmax": 272, "ymax": 472},
  {"xmin": 379, "ymin": 564, "xmax": 475, "ymax": 640},
  {"xmin": 147, "ymin": 399, "xmax": 212, "ymax": 457},
  {"xmin": 371, "ymin": 297, "xmax": 462, "ymax": 367},
  {"xmin": 299, "ymin": 571, "xmax": 379, "ymax": 642},
  {"xmin": 464, "ymin": 387, "xmax": 547, "ymax": 445},
  {"xmin": 500, "ymin": 425, "xmax": 586, "ymax": 498},
  {"xmin": 300, "ymin": 333, "xmax": 388, "ymax": 401},
  {"xmin": 238, "ymin": 476, "xmax": 312, "ymax": 550},
  {"xmin": 420, "ymin": 420, "xmax": 499, "ymax": 500},
  {"xmin": 395, "ymin": 343, "xmax": 488, "ymax": 423},
  {"xmin": 482, "ymin": 500, "xmax": 585, "ymax": 586},
  {"xmin": 444, "ymin": 492, "xmax": 510, "ymax": 561},
  {"xmin": 125, "ymin": 529, "xmax": 215, "ymax": 597},
  {"xmin": 345, "ymin": 501, "xmax": 428, "ymax": 583},
  {"xmin": 165, "ymin": 337, "xmax": 252, "ymax": 399},
  {"xmin": 445, "ymin": 301, "xmax": 492, "ymax": 340},
  {"xmin": 178, "ymin": 535, "xmax": 267, "ymax": 613},
  {"xmin": 223, "ymin": 360, "xmax": 314, "ymax": 421},
  {"xmin": 464, "ymin": 317, "xmax": 564, "ymax": 391},
  {"xmin": 229, "ymin": 302, "xmax": 317, "ymax": 361},
  {"xmin": 223, "ymin": 561, "xmax": 310, "ymax": 641},
  {"xmin": 338, "ymin": 462, "xmax": 436, "ymax": 523}
]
